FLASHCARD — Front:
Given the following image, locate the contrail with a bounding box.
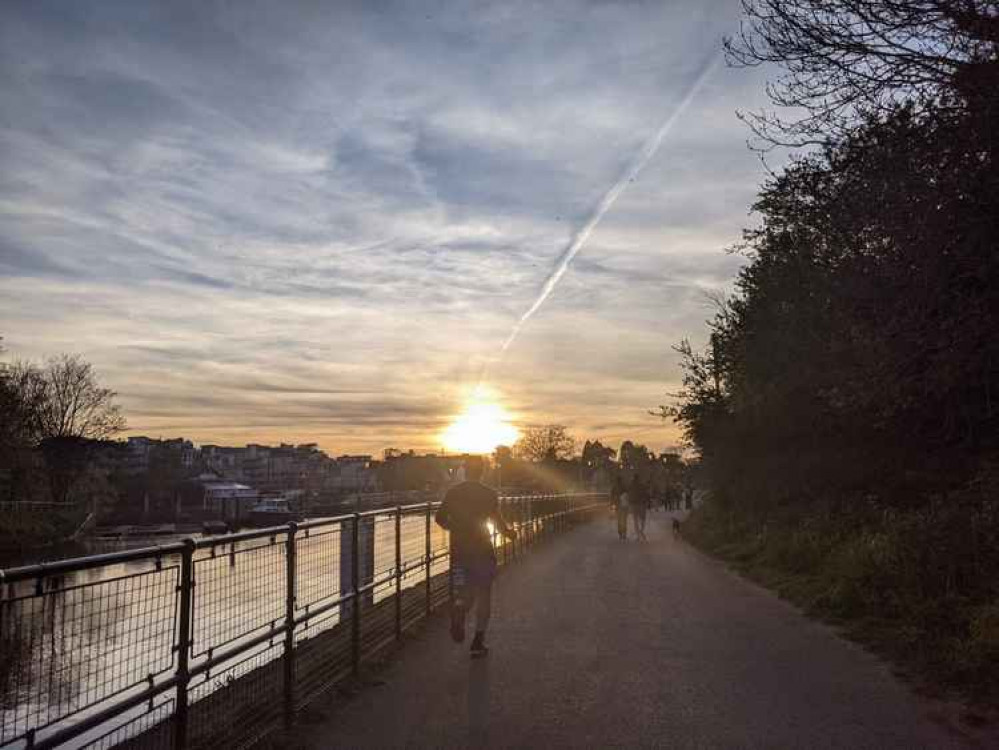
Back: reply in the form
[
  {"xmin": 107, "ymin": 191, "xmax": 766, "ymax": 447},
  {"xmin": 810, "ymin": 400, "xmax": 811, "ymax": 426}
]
[{"xmin": 499, "ymin": 54, "xmax": 720, "ymax": 355}]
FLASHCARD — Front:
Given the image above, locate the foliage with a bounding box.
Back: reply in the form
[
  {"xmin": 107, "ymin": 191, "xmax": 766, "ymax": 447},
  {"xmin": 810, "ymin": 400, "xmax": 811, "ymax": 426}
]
[
  {"xmin": 376, "ymin": 452, "xmax": 449, "ymax": 491},
  {"xmin": 0, "ymin": 507, "xmax": 89, "ymax": 560},
  {"xmin": 668, "ymin": 1, "xmax": 999, "ymax": 512},
  {"xmin": 684, "ymin": 497, "xmax": 999, "ymax": 700},
  {"xmin": 727, "ymin": 0, "xmax": 999, "ymax": 145},
  {"xmin": 581, "ymin": 440, "xmax": 616, "ymax": 470},
  {"xmin": 34, "ymin": 355, "xmax": 126, "ymax": 441},
  {"xmin": 514, "ymin": 424, "xmax": 577, "ymax": 462},
  {"xmin": 1, "ymin": 345, "xmax": 126, "ymax": 513},
  {"xmin": 2, "ymin": 353, "xmax": 126, "ymax": 444},
  {"xmin": 666, "ymin": 0, "xmax": 999, "ymax": 703}
]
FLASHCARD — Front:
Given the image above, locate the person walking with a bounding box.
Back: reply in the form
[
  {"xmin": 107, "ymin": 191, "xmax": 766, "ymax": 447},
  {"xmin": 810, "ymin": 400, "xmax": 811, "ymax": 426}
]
[
  {"xmin": 435, "ymin": 456, "xmax": 516, "ymax": 658},
  {"xmin": 611, "ymin": 476, "xmax": 630, "ymax": 541},
  {"xmin": 630, "ymin": 478, "xmax": 649, "ymax": 541}
]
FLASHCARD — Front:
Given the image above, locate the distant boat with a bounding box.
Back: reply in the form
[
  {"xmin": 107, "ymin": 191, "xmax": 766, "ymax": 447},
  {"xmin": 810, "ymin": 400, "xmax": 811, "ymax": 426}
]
[
  {"xmin": 246, "ymin": 497, "xmax": 298, "ymax": 527},
  {"xmin": 202, "ymin": 520, "xmax": 233, "ymax": 535}
]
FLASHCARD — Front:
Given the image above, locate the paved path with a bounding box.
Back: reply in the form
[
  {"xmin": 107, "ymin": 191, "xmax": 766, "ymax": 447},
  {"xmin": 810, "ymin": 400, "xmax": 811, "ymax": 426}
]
[{"xmin": 299, "ymin": 512, "xmax": 964, "ymax": 749}]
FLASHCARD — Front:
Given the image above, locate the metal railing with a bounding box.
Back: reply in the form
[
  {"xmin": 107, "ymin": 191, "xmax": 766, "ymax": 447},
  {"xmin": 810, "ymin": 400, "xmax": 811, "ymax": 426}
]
[
  {"xmin": 0, "ymin": 492, "xmax": 606, "ymax": 749},
  {"xmin": 0, "ymin": 501, "xmax": 81, "ymax": 513}
]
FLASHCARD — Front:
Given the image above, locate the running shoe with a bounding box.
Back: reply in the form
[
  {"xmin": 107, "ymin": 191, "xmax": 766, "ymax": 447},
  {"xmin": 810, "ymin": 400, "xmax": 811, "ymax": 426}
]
[{"xmin": 470, "ymin": 633, "xmax": 488, "ymax": 658}]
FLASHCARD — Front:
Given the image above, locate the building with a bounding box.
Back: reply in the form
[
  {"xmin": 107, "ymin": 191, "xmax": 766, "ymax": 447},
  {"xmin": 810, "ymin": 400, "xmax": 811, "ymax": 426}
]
[
  {"xmin": 125, "ymin": 436, "xmax": 197, "ymax": 475},
  {"xmin": 184, "ymin": 475, "xmax": 259, "ymax": 521},
  {"xmin": 327, "ymin": 455, "xmax": 379, "ymax": 492},
  {"xmin": 125, "ymin": 436, "xmax": 157, "ymax": 475}
]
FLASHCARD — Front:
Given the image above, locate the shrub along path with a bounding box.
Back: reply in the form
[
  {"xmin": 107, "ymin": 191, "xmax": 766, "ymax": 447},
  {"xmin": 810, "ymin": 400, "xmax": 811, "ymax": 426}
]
[{"xmin": 288, "ymin": 512, "xmax": 968, "ymax": 749}]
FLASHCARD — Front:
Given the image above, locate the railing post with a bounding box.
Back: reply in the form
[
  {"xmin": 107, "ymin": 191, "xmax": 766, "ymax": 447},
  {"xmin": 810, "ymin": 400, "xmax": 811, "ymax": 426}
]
[
  {"xmin": 283, "ymin": 522, "xmax": 297, "ymax": 729},
  {"xmin": 174, "ymin": 538, "xmax": 194, "ymax": 750},
  {"xmin": 528, "ymin": 497, "xmax": 533, "ymax": 548},
  {"xmin": 510, "ymin": 499, "xmax": 517, "ymax": 559},
  {"xmin": 351, "ymin": 513, "xmax": 361, "ymax": 679},
  {"xmin": 493, "ymin": 508, "xmax": 501, "ymax": 566},
  {"xmin": 504, "ymin": 499, "xmax": 512, "ymax": 561},
  {"xmin": 394, "ymin": 506, "xmax": 402, "ymax": 640},
  {"xmin": 425, "ymin": 501, "xmax": 432, "ymax": 616}
]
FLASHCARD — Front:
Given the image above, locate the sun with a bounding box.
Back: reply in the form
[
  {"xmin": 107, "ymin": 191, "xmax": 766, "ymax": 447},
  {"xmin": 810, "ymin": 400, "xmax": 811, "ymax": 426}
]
[{"xmin": 441, "ymin": 392, "xmax": 519, "ymax": 455}]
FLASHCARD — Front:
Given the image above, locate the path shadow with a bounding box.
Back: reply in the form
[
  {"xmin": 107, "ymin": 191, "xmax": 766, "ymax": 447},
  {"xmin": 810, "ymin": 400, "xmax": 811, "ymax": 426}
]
[{"xmin": 467, "ymin": 657, "xmax": 491, "ymax": 747}]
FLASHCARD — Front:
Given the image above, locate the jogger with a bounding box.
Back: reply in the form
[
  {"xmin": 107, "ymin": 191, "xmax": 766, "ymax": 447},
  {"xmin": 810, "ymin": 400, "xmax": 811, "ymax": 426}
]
[{"xmin": 435, "ymin": 457, "xmax": 516, "ymax": 658}]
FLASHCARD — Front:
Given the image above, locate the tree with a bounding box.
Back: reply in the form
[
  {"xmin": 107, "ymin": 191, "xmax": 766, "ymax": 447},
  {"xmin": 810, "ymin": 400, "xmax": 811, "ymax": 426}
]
[
  {"xmin": 1, "ymin": 360, "xmax": 46, "ymax": 448},
  {"xmin": 664, "ymin": 101, "xmax": 998, "ymax": 508},
  {"xmin": 727, "ymin": 0, "xmax": 999, "ymax": 145},
  {"xmin": 493, "ymin": 445, "xmax": 514, "ymax": 467},
  {"xmin": 2, "ymin": 349, "xmax": 126, "ymax": 506},
  {"xmin": 581, "ymin": 440, "xmax": 616, "ymax": 470},
  {"xmin": 34, "ymin": 354, "xmax": 126, "ymax": 441},
  {"xmin": 514, "ymin": 425, "xmax": 576, "ymax": 462},
  {"xmin": 619, "ymin": 441, "xmax": 653, "ymax": 471}
]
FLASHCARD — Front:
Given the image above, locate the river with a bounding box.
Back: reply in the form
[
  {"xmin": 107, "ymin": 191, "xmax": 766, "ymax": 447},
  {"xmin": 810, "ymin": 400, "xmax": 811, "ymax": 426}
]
[{"xmin": 0, "ymin": 510, "xmax": 451, "ymax": 749}]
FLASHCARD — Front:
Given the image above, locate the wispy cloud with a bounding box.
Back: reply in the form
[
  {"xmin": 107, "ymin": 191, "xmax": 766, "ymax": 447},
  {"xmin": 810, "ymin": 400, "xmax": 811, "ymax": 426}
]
[{"xmin": 0, "ymin": 0, "xmax": 775, "ymax": 454}]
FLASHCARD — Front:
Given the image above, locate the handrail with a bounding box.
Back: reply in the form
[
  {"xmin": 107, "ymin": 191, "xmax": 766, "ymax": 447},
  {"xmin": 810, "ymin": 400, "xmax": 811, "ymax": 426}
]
[
  {"xmin": 0, "ymin": 491, "xmax": 609, "ymax": 749},
  {"xmin": 0, "ymin": 493, "xmax": 599, "ymax": 581},
  {"xmin": 0, "ymin": 541, "xmax": 188, "ymax": 583}
]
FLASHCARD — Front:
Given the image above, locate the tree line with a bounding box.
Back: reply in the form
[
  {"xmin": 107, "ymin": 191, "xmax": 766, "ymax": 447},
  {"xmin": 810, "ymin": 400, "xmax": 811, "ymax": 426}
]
[
  {"xmin": 664, "ymin": 0, "xmax": 998, "ymax": 514},
  {"xmin": 381, "ymin": 425, "xmax": 696, "ymax": 501},
  {"xmin": 1, "ymin": 339, "xmax": 126, "ymax": 506},
  {"xmin": 659, "ymin": 1, "xmax": 999, "ymax": 696}
]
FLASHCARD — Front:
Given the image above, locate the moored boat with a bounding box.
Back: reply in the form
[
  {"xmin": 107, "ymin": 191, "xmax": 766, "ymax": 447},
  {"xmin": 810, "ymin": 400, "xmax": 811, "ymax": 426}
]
[{"xmin": 246, "ymin": 497, "xmax": 298, "ymax": 527}]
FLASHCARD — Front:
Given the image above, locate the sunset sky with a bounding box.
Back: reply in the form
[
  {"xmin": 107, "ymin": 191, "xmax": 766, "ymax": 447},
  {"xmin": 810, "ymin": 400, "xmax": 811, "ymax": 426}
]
[{"xmin": 0, "ymin": 1, "xmax": 777, "ymax": 455}]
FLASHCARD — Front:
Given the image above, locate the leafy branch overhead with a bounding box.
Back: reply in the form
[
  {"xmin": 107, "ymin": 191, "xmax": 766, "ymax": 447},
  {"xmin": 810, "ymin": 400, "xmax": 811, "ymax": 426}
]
[{"xmin": 726, "ymin": 0, "xmax": 999, "ymax": 146}]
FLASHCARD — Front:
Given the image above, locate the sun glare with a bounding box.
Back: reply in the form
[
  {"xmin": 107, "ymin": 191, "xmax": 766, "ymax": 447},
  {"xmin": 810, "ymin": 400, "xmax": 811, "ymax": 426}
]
[{"xmin": 442, "ymin": 394, "xmax": 519, "ymax": 455}]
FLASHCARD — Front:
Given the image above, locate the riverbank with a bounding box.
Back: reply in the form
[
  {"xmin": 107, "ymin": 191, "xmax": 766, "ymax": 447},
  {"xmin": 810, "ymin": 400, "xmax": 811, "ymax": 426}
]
[
  {"xmin": 0, "ymin": 508, "xmax": 91, "ymax": 566},
  {"xmin": 683, "ymin": 499, "xmax": 999, "ymax": 716}
]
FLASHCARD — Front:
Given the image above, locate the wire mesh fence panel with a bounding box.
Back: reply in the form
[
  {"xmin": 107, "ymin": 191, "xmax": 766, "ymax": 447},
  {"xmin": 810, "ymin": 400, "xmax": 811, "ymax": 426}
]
[
  {"xmin": 192, "ymin": 536, "xmax": 288, "ymax": 657},
  {"xmin": 429, "ymin": 571, "xmax": 450, "ymax": 610},
  {"xmin": 400, "ymin": 582, "xmax": 429, "ymax": 630},
  {"xmin": 428, "ymin": 519, "xmax": 449, "ymax": 581},
  {"xmin": 294, "ymin": 524, "xmax": 342, "ymax": 617},
  {"xmin": 79, "ymin": 696, "xmax": 175, "ymax": 750},
  {"xmin": 370, "ymin": 513, "xmax": 395, "ymax": 599},
  {"xmin": 293, "ymin": 602, "xmax": 353, "ymax": 709},
  {"xmin": 358, "ymin": 585, "xmax": 398, "ymax": 659},
  {"xmin": 187, "ymin": 642, "xmax": 284, "ymax": 750},
  {"xmin": 0, "ymin": 493, "xmax": 606, "ymax": 750},
  {"xmin": 0, "ymin": 560, "xmax": 178, "ymax": 746},
  {"xmin": 398, "ymin": 513, "xmax": 426, "ymax": 567}
]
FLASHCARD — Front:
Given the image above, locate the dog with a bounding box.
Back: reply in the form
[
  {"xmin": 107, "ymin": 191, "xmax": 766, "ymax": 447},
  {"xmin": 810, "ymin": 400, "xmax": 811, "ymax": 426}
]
[{"xmin": 672, "ymin": 518, "xmax": 681, "ymax": 537}]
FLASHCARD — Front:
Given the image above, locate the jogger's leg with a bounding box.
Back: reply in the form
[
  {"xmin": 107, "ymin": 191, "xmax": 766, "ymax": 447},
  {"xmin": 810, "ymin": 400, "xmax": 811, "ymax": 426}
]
[
  {"xmin": 473, "ymin": 581, "xmax": 492, "ymax": 634},
  {"xmin": 451, "ymin": 587, "xmax": 468, "ymax": 643},
  {"xmin": 470, "ymin": 580, "xmax": 492, "ymax": 657}
]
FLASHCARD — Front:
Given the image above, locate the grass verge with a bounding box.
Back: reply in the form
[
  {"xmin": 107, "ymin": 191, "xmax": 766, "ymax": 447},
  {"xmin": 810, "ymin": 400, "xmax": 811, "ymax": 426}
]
[{"xmin": 683, "ymin": 499, "xmax": 999, "ymax": 711}]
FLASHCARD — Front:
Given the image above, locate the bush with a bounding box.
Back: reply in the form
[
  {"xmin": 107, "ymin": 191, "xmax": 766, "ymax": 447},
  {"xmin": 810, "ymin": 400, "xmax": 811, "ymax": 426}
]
[{"xmin": 684, "ymin": 496, "xmax": 999, "ymax": 702}]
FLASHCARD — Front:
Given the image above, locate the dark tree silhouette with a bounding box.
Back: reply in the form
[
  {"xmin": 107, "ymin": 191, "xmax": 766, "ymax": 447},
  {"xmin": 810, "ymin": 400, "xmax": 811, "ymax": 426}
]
[
  {"xmin": 727, "ymin": 0, "xmax": 999, "ymax": 144},
  {"xmin": 34, "ymin": 354, "xmax": 126, "ymax": 441},
  {"xmin": 514, "ymin": 425, "xmax": 576, "ymax": 463}
]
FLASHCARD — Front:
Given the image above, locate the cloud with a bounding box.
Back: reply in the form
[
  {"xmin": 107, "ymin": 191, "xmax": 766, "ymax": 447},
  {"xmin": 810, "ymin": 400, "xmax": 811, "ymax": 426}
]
[{"xmin": 0, "ymin": 0, "xmax": 778, "ymax": 454}]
